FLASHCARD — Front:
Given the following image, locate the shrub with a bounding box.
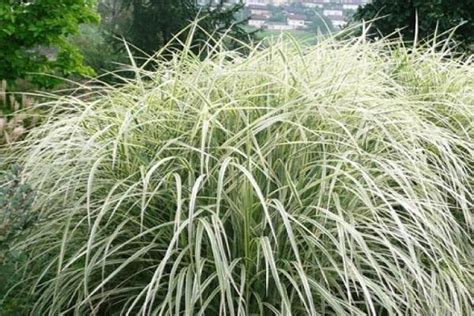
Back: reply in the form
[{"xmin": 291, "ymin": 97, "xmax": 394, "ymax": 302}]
[
  {"xmin": 353, "ymin": 0, "xmax": 474, "ymax": 53},
  {"xmin": 8, "ymin": 35, "xmax": 473, "ymax": 314},
  {"xmin": 0, "ymin": 165, "xmax": 36, "ymax": 315},
  {"xmin": 0, "ymin": 165, "xmax": 36, "ymax": 242}
]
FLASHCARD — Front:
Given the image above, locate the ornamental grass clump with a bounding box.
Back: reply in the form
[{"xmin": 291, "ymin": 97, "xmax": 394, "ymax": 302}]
[{"xmin": 6, "ymin": 34, "xmax": 473, "ymax": 315}]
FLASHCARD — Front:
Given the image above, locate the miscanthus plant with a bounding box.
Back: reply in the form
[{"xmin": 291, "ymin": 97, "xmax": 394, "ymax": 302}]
[{"xmin": 6, "ymin": 32, "xmax": 473, "ymax": 315}]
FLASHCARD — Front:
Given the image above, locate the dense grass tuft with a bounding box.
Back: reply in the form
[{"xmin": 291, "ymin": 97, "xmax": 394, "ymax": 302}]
[{"xmin": 5, "ymin": 34, "xmax": 473, "ymax": 315}]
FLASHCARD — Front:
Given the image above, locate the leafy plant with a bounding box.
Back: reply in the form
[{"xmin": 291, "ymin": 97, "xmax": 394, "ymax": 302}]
[
  {"xmin": 0, "ymin": 165, "xmax": 36, "ymax": 315},
  {"xmin": 0, "ymin": 0, "xmax": 99, "ymax": 88},
  {"xmin": 7, "ymin": 34, "xmax": 473, "ymax": 314},
  {"xmin": 353, "ymin": 0, "xmax": 474, "ymax": 52},
  {"xmin": 0, "ymin": 166, "xmax": 36, "ymax": 239}
]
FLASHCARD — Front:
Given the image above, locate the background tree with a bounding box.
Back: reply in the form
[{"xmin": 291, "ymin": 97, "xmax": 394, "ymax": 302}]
[
  {"xmin": 98, "ymin": 0, "xmax": 133, "ymax": 35},
  {"xmin": 71, "ymin": 0, "xmax": 133, "ymax": 79},
  {"xmin": 0, "ymin": 0, "xmax": 99, "ymax": 88},
  {"xmin": 353, "ymin": 0, "xmax": 474, "ymax": 52},
  {"xmin": 70, "ymin": 24, "xmax": 129, "ymax": 80},
  {"xmin": 123, "ymin": 0, "xmax": 253, "ymax": 58}
]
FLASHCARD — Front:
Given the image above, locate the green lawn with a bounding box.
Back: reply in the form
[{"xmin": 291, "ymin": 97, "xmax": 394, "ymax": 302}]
[{"xmin": 245, "ymin": 26, "xmax": 318, "ymax": 45}]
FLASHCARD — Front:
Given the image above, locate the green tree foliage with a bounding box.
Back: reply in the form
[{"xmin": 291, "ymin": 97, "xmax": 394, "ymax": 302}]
[
  {"xmin": 0, "ymin": 0, "xmax": 99, "ymax": 88},
  {"xmin": 354, "ymin": 0, "xmax": 474, "ymax": 51},
  {"xmin": 98, "ymin": 0, "xmax": 132, "ymax": 35},
  {"xmin": 124, "ymin": 0, "xmax": 253, "ymax": 57}
]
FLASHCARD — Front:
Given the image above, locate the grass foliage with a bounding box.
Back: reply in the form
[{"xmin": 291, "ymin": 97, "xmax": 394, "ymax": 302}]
[{"xmin": 5, "ymin": 33, "xmax": 474, "ymax": 314}]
